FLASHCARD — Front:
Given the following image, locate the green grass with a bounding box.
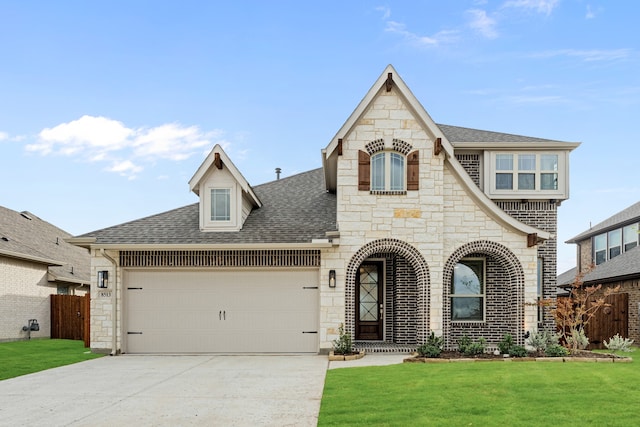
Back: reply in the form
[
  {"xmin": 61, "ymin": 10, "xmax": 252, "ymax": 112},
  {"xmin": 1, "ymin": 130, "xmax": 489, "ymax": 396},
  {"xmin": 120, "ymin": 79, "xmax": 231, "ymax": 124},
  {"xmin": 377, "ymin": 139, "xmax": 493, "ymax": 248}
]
[
  {"xmin": 319, "ymin": 348, "xmax": 639, "ymax": 426},
  {"xmin": 0, "ymin": 339, "xmax": 103, "ymax": 380}
]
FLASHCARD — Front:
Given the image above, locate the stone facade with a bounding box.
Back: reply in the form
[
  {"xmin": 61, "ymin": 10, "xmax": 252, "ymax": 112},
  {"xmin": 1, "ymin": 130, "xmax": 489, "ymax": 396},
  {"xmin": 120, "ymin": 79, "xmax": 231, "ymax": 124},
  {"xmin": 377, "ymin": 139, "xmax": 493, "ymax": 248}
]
[{"xmin": 318, "ymin": 87, "xmax": 540, "ymax": 351}]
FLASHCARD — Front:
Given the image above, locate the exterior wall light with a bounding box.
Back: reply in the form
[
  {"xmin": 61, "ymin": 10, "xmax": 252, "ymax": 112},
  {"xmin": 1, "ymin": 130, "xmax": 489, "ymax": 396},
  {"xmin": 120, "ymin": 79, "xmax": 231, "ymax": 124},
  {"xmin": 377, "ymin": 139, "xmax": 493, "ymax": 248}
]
[
  {"xmin": 329, "ymin": 270, "xmax": 336, "ymax": 288},
  {"xmin": 97, "ymin": 270, "xmax": 109, "ymax": 288}
]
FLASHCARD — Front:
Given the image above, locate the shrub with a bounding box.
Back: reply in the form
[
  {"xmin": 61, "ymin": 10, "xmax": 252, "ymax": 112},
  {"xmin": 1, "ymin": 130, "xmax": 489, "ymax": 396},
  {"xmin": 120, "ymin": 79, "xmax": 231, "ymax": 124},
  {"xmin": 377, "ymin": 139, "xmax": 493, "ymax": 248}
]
[
  {"xmin": 332, "ymin": 323, "xmax": 353, "ymax": 355},
  {"xmin": 458, "ymin": 335, "xmax": 486, "ymax": 356},
  {"xmin": 498, "ymin": 334, "xmax": 514, "ymax": 355},
  {"xmin": 457, "ymin": 334, "xmax": 473, "ymax": 354},
  {"xmin": 545, "ymin": 344, "xmax": 569, "ymax": 357},
  {"xmin": 508, "ymin": 345, "xmax": 528, "ymax": 358},
  {"xmin": 604, "ymin": 334, "xmax": 635, "ymax": 353},
  {"xmin": 526, "ymin": 329, "xmax": 559, "ymax": 354},
  {"xmin": 417, "ymin": 332, "xmax": 443, "ymax": 358}
]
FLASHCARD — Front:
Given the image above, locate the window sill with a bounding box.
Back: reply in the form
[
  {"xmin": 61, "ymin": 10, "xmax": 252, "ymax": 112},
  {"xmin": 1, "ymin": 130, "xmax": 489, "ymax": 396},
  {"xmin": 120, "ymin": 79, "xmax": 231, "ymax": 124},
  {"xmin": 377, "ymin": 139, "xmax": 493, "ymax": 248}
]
[{"xmin": 369, "ymin": 190, "xmax": 407, "ymax": 195}]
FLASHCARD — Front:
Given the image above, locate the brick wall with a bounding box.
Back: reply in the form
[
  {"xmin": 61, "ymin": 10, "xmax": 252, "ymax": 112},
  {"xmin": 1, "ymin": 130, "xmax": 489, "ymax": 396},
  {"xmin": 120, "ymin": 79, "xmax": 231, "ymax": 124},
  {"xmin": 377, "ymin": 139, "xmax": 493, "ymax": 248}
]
[
  {"xmin": 496, "ymin": 201, "xmax": 558, "ymax": 331},
  {"xmin": 455, "ymin": 153, "xmax": 481, "ymax": 187},
  {"xmin": 0, "ymin": 256, "xmax": 53, "ymax": 341}
]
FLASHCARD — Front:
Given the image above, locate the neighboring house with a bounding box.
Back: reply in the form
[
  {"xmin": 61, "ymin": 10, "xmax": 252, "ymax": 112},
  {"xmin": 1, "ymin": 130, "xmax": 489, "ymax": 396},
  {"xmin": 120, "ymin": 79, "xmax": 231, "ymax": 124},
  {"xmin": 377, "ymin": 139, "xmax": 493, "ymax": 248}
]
[
  {"xmin": 69, "ymin": 65, "xmax": 579, "ymax": 354},
  {"xmin": 0, "ymin": 206, "xmax": 90, "ymax": 341},
  {"xmin": 561, "ymin": 201, "xmax": 640, "ymax": 344}
]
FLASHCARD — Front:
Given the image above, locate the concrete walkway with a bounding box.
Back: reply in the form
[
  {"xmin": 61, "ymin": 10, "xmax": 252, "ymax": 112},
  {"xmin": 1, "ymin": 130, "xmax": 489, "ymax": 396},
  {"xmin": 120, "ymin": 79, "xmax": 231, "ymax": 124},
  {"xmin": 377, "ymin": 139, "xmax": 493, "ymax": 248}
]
[{"xmin": 0, "ymin": 355, "xmax": 329, "ymax": 427}]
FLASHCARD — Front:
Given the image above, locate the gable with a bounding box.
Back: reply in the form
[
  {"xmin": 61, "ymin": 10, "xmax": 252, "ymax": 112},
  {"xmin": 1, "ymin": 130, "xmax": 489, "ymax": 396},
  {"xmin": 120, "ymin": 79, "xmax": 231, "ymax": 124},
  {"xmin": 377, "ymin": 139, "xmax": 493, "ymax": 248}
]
[
  {"xmin": 188, "ymin": 145, "xmax": 261, "ymax": 232},
  {"xmin": 322, "ymin": 65, "xmax": 550, "ymax": 241}
]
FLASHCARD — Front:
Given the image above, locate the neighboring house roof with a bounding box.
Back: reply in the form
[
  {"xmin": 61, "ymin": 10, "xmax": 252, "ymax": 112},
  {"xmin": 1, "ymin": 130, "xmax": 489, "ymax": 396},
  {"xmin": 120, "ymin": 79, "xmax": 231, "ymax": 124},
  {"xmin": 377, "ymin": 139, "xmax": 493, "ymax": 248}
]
[
  {"xmin": 566, "ymin": 201, "xmax": 640, "ymax": 243},
  {"xmin": 557, "ymin": 267, "xmax": 578, "ymax": 287},
  {"xmin": 73, "ymin": 168, "xmax": 337, "ymax": 246},
  {"xmin": 0, "ymin": 206, "xmax": 90, "ymax": 285}
]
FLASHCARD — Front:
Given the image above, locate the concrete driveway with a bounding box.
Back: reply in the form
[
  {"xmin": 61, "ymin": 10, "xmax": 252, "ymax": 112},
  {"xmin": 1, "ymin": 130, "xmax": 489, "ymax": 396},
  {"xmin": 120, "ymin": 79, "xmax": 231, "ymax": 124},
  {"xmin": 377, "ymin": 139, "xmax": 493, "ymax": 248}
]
[{"xmin": 0, "ymin": 355, "xmax": 328, "ymax": 426}]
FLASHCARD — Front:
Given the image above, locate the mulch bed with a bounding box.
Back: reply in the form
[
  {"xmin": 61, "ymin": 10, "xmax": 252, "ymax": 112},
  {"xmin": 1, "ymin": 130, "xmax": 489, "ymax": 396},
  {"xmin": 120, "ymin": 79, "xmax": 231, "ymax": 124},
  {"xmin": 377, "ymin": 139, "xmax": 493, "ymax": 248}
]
[{"xmin": 407, "ymin": 349, "xmax": 630, "ymax": 362}]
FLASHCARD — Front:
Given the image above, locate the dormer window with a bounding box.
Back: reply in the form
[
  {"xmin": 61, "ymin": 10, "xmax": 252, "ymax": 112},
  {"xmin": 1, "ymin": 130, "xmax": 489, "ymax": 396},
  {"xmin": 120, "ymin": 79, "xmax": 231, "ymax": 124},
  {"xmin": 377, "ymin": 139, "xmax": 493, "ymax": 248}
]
[
  {"xmin": 371, "ymin": 151, "xmax": 405, "ymax": 191},
  {"xmin": 211, "ymin": 189, "xmax": 231, "ymax": 221}
]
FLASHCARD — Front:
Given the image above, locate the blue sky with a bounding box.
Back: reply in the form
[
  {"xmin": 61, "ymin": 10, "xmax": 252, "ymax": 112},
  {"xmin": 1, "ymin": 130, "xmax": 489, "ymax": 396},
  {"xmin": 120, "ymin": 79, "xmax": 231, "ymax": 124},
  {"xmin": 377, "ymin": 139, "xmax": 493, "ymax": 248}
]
[{"xmin": 1, "ymin": 1, "xmax": 638, "ymax": 273}]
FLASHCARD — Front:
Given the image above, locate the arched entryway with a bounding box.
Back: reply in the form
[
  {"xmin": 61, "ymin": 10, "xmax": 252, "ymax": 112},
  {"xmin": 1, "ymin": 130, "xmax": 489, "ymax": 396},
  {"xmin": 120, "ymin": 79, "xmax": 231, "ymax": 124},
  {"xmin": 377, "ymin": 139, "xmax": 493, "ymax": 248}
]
[
  {"xmin": 443, "ymin": 240, "xmax": 526, "ymax": 349},
  {"xmin": 345, "ymin": 239, "xmax": 430, "ymax": 348}
]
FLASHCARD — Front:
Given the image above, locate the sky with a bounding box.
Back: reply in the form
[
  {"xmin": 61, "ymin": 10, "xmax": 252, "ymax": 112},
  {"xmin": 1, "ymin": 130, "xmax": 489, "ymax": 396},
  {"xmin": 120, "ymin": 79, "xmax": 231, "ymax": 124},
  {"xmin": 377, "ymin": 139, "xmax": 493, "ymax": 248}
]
[{"xmin": 1, "ymin": 0, "xmax": 638, "ymax": 274}]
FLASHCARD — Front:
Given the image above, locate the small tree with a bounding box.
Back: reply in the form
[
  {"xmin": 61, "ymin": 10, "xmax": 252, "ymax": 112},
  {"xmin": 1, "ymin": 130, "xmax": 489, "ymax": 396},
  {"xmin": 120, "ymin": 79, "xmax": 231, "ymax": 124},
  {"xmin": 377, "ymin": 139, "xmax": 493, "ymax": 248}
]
[{"xmin": 538, "ymin": 268, "xmax": 620, "ymax": 353}]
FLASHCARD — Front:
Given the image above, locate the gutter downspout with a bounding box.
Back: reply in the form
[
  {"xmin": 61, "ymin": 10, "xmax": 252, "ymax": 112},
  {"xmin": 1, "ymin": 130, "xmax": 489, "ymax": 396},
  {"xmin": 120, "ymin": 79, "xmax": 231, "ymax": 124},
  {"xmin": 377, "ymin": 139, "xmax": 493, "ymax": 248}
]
[{"xmin": 101, "ymin": 249, "xmax": 118, "ymax": 356}]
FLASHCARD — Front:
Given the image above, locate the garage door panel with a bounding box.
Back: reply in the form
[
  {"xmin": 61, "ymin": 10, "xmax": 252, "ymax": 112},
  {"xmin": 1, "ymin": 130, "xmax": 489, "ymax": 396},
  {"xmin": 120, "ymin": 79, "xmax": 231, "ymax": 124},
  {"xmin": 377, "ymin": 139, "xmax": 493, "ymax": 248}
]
[{"xmin": 125, "ymin": 269, "xmax": 319, "ymax": 353}]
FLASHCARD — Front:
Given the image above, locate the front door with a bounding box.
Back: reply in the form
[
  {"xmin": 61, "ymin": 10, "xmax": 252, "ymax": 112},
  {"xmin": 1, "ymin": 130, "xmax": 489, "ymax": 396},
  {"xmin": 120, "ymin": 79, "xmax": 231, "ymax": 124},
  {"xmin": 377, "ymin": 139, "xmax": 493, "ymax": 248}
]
[{"xmin": 355, "ymin": 262, "xmax": 383, "ymax": 340}]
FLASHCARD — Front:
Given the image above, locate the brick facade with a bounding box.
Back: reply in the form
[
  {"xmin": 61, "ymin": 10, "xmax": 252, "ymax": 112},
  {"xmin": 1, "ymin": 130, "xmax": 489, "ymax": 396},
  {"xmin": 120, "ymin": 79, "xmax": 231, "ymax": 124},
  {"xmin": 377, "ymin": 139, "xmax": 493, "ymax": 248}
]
[{"xmin": 0, "ymin": 257, "xmax": 52, "ymax": 341}]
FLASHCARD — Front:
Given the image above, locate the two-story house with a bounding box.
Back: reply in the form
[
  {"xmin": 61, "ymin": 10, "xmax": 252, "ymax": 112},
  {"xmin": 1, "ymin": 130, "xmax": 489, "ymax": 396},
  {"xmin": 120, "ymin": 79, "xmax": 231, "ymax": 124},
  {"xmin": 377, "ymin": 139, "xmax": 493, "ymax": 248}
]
[
  {"xmin": 560, "ymin": 201, "xmax": 640, "ymax": 344},
  {"xmin": 69, "ymin": 65, "xmax": 579, "ymax": 354}
]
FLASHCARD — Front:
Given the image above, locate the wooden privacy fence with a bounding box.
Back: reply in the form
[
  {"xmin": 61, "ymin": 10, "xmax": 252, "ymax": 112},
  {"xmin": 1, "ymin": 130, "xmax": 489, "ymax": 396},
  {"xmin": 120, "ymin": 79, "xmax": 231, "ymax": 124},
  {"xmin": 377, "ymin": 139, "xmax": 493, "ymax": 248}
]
[
  {"xmin": 586, "ymin": 292, "xmax": 628, "ymax": 349},
  {"xmin": 50, "ymin": 293, "xmax": 90, "ymax": 347}
]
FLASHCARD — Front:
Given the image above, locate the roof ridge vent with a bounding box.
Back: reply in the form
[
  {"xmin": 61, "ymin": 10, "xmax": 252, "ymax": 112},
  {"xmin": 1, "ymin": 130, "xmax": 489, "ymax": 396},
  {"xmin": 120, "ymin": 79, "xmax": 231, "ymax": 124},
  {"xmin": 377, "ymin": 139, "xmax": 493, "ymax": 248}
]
[{"xmin": 20, "ymin": 211, "xmax": 33, "ymax": 220}]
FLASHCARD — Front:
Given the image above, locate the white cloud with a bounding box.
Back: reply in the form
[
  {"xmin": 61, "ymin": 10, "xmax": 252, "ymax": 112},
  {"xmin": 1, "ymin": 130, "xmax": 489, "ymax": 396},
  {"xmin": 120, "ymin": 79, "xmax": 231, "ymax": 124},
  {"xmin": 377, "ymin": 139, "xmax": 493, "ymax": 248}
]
[
  {"xmin": 375, "ymin": 6, "xmax": 391, "ymax": 20},
  {"xmin": 385, "ymin": 21, "xmax": 458, "ymax": 47},
  {"xmin": 0, "ymin": 131, "xmax": 8, "ymax": 141},
  {"xmin": 26, "ymin": 115, "xmax": 227, "ymax": 179},
  {"xmin": 528, "ymin": 48, "xmax": 632, "ymax": 62},
  {"xmin": 467, "ymin": 9, "xmax": 499, "ymax": 39},
  {"xmin": 106, "ymin": 160, "xmax": 143, "ymax": 180},
  {"xmin": 585, "ymin": 5, "xmax": 595, "ymax": 19},
  {"xmin": 502, "ymin": 0, "xmax": 559, "ymax": 16}
]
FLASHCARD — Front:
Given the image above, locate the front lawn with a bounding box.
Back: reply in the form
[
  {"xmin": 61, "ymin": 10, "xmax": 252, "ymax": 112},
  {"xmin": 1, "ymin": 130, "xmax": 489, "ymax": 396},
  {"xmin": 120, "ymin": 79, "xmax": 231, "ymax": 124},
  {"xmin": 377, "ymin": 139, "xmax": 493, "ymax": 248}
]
[
  {"xmin": 0, "ymin": 339, "xmax": 103, "ymax": 380},
  {"xmin": 319, "ymin": 348, "xmax": 638, "ymax": 426}
]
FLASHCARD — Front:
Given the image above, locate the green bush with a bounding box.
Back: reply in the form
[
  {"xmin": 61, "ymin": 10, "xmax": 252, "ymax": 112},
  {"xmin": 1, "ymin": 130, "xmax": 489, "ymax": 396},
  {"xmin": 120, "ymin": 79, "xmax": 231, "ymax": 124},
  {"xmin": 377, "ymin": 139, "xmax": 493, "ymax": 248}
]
[
  {"xmin": 604, "ymin": 334, "xmax": 635, "ymax": 353},
  {"xmin": 509, "ymin": 345, "xmax": 528, "ymax": 357},
  {"xmin": 417, "ymin": 332, "xmax": 443, "ymax": 358},
  {"xmin": 545, "ymin": 344, "xmax": 569, "ymax": 357},
  {"xmin": 527, "ymin": 329, "xmax": 559, "ymax": 354},
  {"xmin": 498, "ymin": 334, "xmax": 514, "ymax": 355},
  {"xmin": 457, "ymin": 334, "xmax": 473, "ymax": 353},
  {"xmin": 332, "ymin": 323, "xmax": 353, "ymax": 355}
]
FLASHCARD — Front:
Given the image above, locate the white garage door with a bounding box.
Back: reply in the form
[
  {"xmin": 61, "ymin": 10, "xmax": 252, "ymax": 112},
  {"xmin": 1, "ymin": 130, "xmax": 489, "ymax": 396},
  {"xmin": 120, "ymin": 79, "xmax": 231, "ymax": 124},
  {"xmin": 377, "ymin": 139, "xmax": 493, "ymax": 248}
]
[{"xmin": 124, "ymin": 269, "xmax": 319, "ymax": 353}]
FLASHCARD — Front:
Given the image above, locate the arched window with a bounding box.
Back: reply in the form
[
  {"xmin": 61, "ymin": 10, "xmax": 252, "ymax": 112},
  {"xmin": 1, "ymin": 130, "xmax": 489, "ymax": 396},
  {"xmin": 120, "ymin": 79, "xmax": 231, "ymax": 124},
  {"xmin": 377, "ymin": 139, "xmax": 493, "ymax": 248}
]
[{"xmin": 371, "ymin": 151, "xmax": 405, "ymax": 191}]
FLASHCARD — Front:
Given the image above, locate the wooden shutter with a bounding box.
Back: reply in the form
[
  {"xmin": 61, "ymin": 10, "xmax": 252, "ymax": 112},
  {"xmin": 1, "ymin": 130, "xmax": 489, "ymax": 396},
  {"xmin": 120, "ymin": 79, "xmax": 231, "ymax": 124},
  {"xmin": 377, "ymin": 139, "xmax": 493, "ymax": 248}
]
[
  {"xmin": 407, "ymin": 150, "xmax": 419, "ymax": 190},
  {"xmin": 358, "ymin": 150, "xmax": 370, "ymax": 191}
]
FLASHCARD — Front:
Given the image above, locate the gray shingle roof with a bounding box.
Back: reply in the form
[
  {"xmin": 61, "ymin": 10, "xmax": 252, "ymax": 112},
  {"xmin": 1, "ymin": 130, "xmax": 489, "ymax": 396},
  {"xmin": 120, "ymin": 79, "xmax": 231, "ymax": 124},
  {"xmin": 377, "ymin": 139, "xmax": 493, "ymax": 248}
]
[
  {"xmin": 557, "ymin": 267, "xmax": 578, "ymax": 287},
  {"xmin": 78, "ymin": 168, "xmax": 337, "ymax": 245},
  {"xmin": 567, "ymin": 201, "xmax": 640, "ymax": 243},
  {"xmin": 0, "ymin": 206, "xmax": 90, "ymax": 284},
  {"xmin": 582, "ymin": 246, "xmax": 640, "ymax": 284},
  {"xmin": 437, "ymin": 124, "xmax": 564, "ymax": 143}
]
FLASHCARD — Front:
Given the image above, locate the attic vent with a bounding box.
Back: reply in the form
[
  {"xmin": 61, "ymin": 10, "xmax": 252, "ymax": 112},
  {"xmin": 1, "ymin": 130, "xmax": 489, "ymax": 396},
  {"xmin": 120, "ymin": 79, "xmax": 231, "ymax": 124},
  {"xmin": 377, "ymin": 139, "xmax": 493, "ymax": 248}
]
[{"xmin": 20, "ymin": 211, "xmax": 32, "ymax": 220}]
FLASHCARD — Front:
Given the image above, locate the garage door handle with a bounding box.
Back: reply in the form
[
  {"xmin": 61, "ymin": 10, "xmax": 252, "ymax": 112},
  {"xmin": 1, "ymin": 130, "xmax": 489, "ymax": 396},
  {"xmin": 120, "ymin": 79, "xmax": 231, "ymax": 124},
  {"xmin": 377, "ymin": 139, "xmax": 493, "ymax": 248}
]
[
  {"xmin": 302, "ymin": 331, "xmax": 317, "ymax": 334},
  {"xmin": 219, "ymin": 310, "xmax": 226, "ymax": 320}
]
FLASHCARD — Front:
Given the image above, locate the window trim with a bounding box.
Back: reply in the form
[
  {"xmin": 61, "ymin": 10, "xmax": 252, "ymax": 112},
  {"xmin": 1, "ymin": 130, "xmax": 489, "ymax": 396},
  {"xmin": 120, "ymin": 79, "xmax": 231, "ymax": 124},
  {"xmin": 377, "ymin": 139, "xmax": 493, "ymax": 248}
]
[
  {"xmin": 202, "ymin": 184, "xmax": 238, "ymax": 231},
  {"xmin": 210, "ymin": 188, "xmax": 231, "ymax": 222},
  {"xmin": 370, "ymin": 150, "xmax": 406, "ymax": 193},
  {"xmin": 451, "ymin": 257, "xmax": 486, "ymax": 322},
  {"xmin": 594, "ymin": 222, "xmax": 640, "ymax": 265},
  {"xmin": 484, "ymin": 151, "xmax": 568, "ymax": 199}
]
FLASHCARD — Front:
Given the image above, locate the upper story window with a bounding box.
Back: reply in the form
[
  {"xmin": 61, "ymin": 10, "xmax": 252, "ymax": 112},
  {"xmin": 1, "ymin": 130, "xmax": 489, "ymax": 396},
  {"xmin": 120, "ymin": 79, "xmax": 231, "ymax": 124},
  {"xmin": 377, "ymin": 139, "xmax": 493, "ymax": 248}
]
[
  {"xmin": 593, "ymin": 222, "xmax": 639, "ymax": 265},
  {"xmin": 358, "ymin": 140, "xmax": 419, "ymax": 193},
  {"xmin": 451, "ymin": 258, "xmax": 485, "ymax": 322},
  {"xmin": 210, "ymin": 188, "xmax": 231, "ymax": 221},
  {"xmin": 485, "ymin": 151, "xmax": 567, "ymax": 200},
  {"xmin": 371, "ymin": 151, "xmax": 405, "ymax": 191},
  {"xmin": 495, "ymin": 153, "xmax": 557, "ymax": 191}
]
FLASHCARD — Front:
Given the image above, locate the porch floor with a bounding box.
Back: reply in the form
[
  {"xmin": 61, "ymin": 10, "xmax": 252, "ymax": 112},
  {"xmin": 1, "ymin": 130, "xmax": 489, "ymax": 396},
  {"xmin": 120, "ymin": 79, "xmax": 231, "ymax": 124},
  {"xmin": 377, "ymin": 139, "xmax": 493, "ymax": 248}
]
[{"xmin": 353, "ymin": 341, "xmax": 416, "ymax": 353}]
